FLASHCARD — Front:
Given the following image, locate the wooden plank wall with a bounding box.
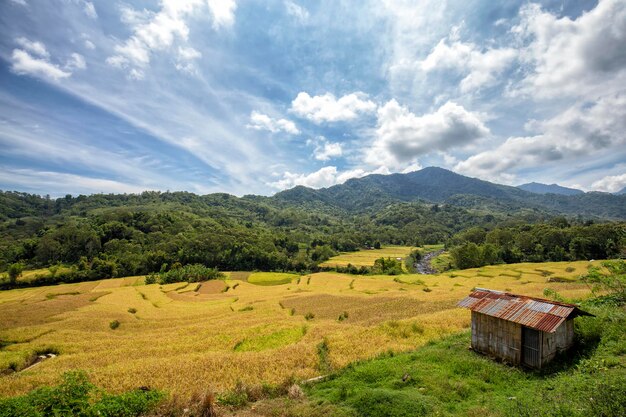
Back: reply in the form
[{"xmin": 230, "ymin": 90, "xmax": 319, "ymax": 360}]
[
  {"xmin": 541, "ymin": 318, "xmax": 574, "ymax": 366},
  {"xmin": 471, "ymin": 311, "xmax": 522, "ymax": 364}
]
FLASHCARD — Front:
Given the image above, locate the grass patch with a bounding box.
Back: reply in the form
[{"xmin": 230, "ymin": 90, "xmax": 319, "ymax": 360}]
[
  {"xmin": 233, "ymin": 326, "xmax": 307, "ymax": 352},
  {"xmin": 303, "ymin": 300, "xmax": 626, "ymax": 417},
  {"xmin": 248, "ymin": 272, "xmax": 298, "ymax": 286},
  {"xmin": 45, "ymin": 291, "xmax": 80, "ymax": 300}
]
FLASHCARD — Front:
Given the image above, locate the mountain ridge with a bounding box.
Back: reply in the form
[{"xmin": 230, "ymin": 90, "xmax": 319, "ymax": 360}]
[
  {"xmin": 273, "ymin": 167, "xmax": 626, "ymax": 219},
  {"xmin": 517, "ymin": 182, "xmax": 584, "ymax": 196}
]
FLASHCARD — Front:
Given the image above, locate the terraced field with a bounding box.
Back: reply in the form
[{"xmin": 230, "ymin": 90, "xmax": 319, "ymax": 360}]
[
  {"xmin": 319, "ymin": 246, "xmax": 415, "ymax": 268},
  {"xmin": 0, "ymin": 261, "xmax": 600, "ymax": 398}
]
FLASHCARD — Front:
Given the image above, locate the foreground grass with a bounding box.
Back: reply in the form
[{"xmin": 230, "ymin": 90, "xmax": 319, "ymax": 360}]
[{"xmin": 257, "ymin": 300, "xmax": 625, "ymax": 417}]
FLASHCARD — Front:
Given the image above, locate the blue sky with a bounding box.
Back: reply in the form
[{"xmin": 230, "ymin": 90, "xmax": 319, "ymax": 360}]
[{"xmin": 1, "ymin": 0, "xmax": 625, "ymax": 196}]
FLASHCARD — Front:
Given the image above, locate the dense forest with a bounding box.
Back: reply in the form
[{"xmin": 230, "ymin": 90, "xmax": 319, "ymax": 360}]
[{"xmin": 1, "ymin": 168, "xmax": 625, "ymax": 288}]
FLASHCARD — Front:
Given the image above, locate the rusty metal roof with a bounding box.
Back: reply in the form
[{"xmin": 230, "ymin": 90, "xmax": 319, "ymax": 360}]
[{"xmin": 457, "ymin": 288, "xmax": 592, "ymax": 333}]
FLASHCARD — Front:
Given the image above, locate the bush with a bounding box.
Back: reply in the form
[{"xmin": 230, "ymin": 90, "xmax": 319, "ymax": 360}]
[
  {"xmin": 0, "ymin": 371, "xmax": 162, "ymax": 417},
  {"xmin": 157, "ymin": 264, "xmax": 224, "ymax": 284},
  {"xmin": 109, "ymin": 320, "xmax": 120, "ymax": 330}
]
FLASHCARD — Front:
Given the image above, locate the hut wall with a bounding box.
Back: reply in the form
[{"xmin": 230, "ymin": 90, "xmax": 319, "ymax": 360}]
[
  {"xmin": 471, "ymin": 311, "xmax": 521, "ymax": 364},
  {"xmin": 541, "ymin": 318, "xmax": 574, "ymax": 366}
]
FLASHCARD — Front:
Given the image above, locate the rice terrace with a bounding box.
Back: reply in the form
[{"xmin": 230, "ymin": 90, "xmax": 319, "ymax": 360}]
[{"xmin": 2, "ymin": 0, "xmax": 626, "ymax": 416}]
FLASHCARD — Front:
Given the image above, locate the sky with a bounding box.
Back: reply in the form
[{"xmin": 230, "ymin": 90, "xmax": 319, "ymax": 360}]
[{"xmin": 0, "ymin": 0, "xmax": 625, "ymax": 197}]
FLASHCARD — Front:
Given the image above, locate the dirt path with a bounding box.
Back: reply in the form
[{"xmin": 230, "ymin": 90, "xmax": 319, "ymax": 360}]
[{"xmin": 416, "ymin": 250, "xmax": 444, "ymax": 274}]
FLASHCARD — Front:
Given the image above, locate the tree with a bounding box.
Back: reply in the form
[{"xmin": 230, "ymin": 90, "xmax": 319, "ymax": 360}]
[
  {"xmin": 7, "ymin": 263, "xmax": 24, "ymax": 285},
  {"xmin": 450, "ymin": 243, "xmax": 482, "ymax": 269}
]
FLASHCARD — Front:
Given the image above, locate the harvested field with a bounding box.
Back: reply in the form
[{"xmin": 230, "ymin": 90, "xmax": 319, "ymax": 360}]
[{"xmin": 0, "ymin": 260, "xmax": 599, "ymax": 398}]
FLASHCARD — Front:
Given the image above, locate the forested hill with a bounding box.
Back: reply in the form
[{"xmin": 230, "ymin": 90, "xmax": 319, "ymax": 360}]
[{"xmin": 274, "ymin": 167, "xmax": 626, "ymax": 219}]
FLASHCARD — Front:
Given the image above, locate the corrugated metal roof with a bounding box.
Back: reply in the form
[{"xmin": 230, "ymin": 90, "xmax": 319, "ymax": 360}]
[{"xmin": 457, "ymin": 288, "xmax": 592, "ymax": 333}]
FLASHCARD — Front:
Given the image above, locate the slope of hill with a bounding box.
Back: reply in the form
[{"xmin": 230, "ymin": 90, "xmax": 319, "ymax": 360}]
[
  {"xmin": 616, "ymin": 186, "xmax": 626, "ymax": 195},
  {"xmin": 518, "ymin": 182, "xmax": 584, "ymax": 195}
]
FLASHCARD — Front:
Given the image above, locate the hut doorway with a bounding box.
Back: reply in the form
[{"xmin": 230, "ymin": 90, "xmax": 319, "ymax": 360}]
[{"xmin": 522, "ymin": 326, "xmax": 540, "ymax": 368}]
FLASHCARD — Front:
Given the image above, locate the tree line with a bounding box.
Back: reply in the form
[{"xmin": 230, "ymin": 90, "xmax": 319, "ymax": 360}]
[{"xmin": 447, "ymin": 219, "xmax": 625, "ymax": 270}]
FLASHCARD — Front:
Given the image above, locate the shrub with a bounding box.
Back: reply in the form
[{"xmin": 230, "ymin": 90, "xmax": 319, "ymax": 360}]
[
  {"xmin": 109, "ymin": 320, "xmax": 120, "ymax": 330},
  {"xmin": 127, "ymin": 308, "xmax": 137, "ymax": 314},
  {"xmin": 144, "ymin": 273, "xmax": 157, "ymax": 285},
  {"xmin": 305, "ymin": 312, "xmax": 315, "ymax": 320},
  {"xmin": 0, "ymin": 370, "xmax": 162, "ymax": 417}
]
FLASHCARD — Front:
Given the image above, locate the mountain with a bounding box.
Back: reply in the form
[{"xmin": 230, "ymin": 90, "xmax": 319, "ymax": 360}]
[
  {"xmin": 517, "ymin": 182, "xmax": 584, "ymax": 196},
  {"xmin": 616, "ymin": 186, "xmax": 626, "ymax": 195},
  {"xmin": 272, "ymin": 167, "xmax": 626, "ymax": 219}
]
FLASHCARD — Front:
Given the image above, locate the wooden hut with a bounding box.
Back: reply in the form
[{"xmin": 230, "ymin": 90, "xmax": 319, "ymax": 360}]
[{"xmin": 457, "ymin": 288, "xmax": 592, "ymax": 368}]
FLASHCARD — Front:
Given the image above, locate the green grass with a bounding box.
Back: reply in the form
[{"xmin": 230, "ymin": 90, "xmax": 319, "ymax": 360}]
[
  {"xmin": 300, "ymin": 301, "xmax": 626, "ymax": 417},
  {"xmin": 233, "ymin": 326, "xmax": 307, "ymax": 352},
  {"xmin": 247, "ymin": 272, "xmax": 298, "ymax": 286}
]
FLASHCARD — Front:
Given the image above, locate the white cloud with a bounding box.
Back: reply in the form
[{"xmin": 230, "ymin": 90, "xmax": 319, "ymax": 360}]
[
  {"xmin": 108, "ymin": 0, "xmax": 237, "ymax": 75},
  {"xmin": 207, "ymin": 0, "xmax": 237, "ymax": 29},
  {"xmin": 285, "ymin": 1, "xmax": 309, "ymax": 22},
  {"xmin": 0, "ymin": 168, "xmax": 147, "ymax": 195},
  {"xmin": 592, "ymin": 173, "xmax": 626, "ymax": 193},
  {"xmin": 246, "ymin": 111, "xmax": 300, "ymax": 134},
  {"xmin": 84, "ymin": 40, "xmax": 95, "ymax": 50},
  {"xmin": 455, "ymin": 93, "xmax": 626, "ymax": 181},
  {"xmin": 308, "ymin": 137, "xmax": 343, "ymax": 161},
  {"xmin": 421, "ymin": 37, "xmax": 517, "ymax": 92},
  {"xmin": 15, "ymin": 37, "xmax": 49, "ymax": 58},
  {"xmin": 269, "ymin": 166, "xmax": 389, "ymax": 190},
  {"xmin": 83, "ymin": 1, "xmax": 97, "ymax": 19},
  {"xmin": 176, "ymin": 46, "xmax": 202, "ymax": 73},
  {"xmin": 65, "ymin": 53, "xmax": 86, "ymax": 71},
  {"xmin": 9, "ymin": 0, "xmax": 27, "ymax": 6},
  {"xmin": 291, "ymin": 92, "xmax": 377, "ymax": 123},
  {"xmin": 512, "ymin": 0, "xmax": 626, "ymax": 99},
  {"xmin": 10, "ymin": 49, "xmax": 71, "ymax": 80},
  {"xmin": 367, "ymin": 100, "xmax": 489, "ymax": 169}
]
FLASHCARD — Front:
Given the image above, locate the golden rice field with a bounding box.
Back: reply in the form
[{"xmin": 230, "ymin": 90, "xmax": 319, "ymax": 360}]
[
  {"xmin": 319, "ymin": 246, "xmax": 415, "ymax": 268},
  {"xmin": 0, "ymin": 260, "xmax": 600, "ymax": 398}
]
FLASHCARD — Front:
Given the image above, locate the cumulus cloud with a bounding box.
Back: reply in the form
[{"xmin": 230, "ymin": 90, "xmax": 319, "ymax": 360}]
[
  {"xmin": 176, "ymin": 46, "xmax": 202, "ymax": 73},
  {"xmin": 512, "ymin": 0, "xmax": 626, "ymax": 99},
  {"xmin": 421, "ymin": 37, "xmax": 517, "ymax": 92},
  {"xmin": 308, "ymin": 137, "xmax": 343, "ymax": 161},
  {"xmin": 83, "ymin": 1, "xmax": 97, "ymax": 19},
  {"xmin": 592, "ymin": 173, "xmax": 626, "ymax": 193},
  {"xmin": 9, "ymin": 0, "xmax": 27, "ymax": 6},
  {"xmin": 65, "ymin": 53, "xmax": 86, "ymax": 71},
  {"xmin": 269, "ymin": 166, "xmax": 389, "ymax": 190},
  {"xmin": 291, "ymin": 92, "xmax": 377, "ymax": 123},
  {"xmin": 366, "ymin": 100, "xmax": 488, "ymax": 169},
  {"xmin": 10, "ymin": 48, "xmax": 71, "ymax": 81},
  {"xmin": 84, "ymin": 40, "xmax": 95, "ymax": 50},
  {"xmin": 15, "ymin": 37, "xmax": 49, "ymax": 58},
  {"xmin": 285, "ymin": 1, "xmax": 309, "ymax": 22},
  {"xmin": 108, "ymin": 0, "xmax": 237, "ymax": 75},
  {"xmin": 455, "ymin": 93, "xmax": 626, "ymax": 181},
  {"xmin": 246, "ymin": 111, "xmax": 300, "ymax": 134},
  {"xmin": 207, "ymin": 0, "xmax": 237, "ymax": 29}
]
